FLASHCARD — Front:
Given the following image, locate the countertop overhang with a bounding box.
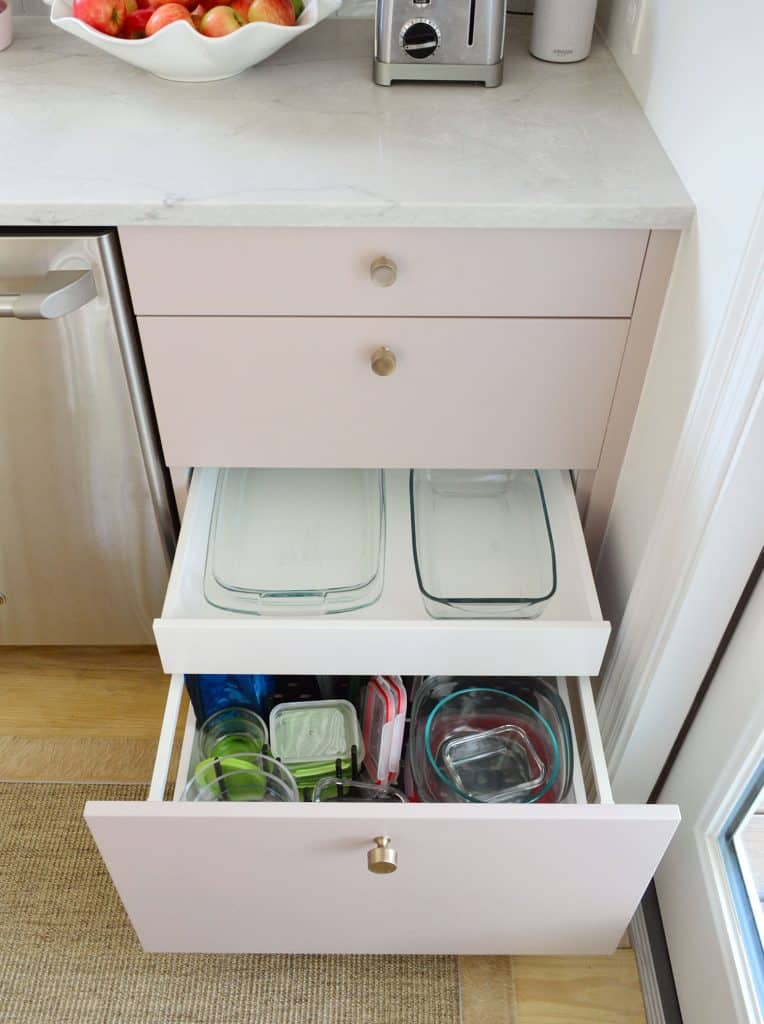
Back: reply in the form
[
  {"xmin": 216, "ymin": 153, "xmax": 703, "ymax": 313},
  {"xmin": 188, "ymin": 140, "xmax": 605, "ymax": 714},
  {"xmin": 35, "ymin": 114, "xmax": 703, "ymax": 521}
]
[{"xmin": 0, "ymin": 15, "xmax": 692, "ymax": 229}]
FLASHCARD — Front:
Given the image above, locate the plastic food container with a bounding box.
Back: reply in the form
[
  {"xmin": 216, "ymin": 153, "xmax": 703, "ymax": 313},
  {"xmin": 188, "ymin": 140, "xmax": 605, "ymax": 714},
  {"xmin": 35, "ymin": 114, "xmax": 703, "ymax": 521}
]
[
  {"xmin": 198, "ymin": 707, "xmax": 268, "ymax": 760},
  {"xmin": 182, "ymin": 754, "xmax": 299, "ymax": 802},
  {"xmin": 270, "ymin": 700, "xmax": 364, "ymax": 764},
  {"xmin": 205, "ymin": 468, "xmax": 385, "ymax": 616},
  {"xmin": 410, "ymin": 470, "xmax": 556, "ymax": 618}
]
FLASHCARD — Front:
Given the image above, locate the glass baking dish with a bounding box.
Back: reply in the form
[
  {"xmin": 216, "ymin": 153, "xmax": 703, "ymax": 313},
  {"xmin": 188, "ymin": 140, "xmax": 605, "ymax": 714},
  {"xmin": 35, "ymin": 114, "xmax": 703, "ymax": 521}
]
[
  {"xmin": 410, "ymin": 469, "xmax": 556, "ymax": 618},
  {"xmin": 204, "ymin": 468, "xmax": 385, "ymax": 616}
]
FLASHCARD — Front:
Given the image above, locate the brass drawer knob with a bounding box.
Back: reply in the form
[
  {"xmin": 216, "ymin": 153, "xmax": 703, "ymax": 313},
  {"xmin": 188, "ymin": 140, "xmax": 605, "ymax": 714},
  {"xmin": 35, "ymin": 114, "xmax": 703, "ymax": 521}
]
[
  {"xmin": 368, "ymin": 836, "xmax": 397, "ymax": 874},
  {"xmin": 370, "ymin": 256, "xmax": 397, "ymax": 288},
  {"xmin": 371, "ymin": 346, "xmax": 397, "ymax": 377},
  {"xmin": 0, "ymin": 593, "xmax": 5, "ymax": 605}
]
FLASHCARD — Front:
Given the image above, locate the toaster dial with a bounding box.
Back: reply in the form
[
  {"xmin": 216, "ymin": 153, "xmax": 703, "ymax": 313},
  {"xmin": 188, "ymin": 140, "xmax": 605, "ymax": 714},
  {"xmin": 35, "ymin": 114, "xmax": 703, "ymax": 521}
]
[{"xmin": 400, "ymin": 19, "xmax": 441, "ymax": 60}]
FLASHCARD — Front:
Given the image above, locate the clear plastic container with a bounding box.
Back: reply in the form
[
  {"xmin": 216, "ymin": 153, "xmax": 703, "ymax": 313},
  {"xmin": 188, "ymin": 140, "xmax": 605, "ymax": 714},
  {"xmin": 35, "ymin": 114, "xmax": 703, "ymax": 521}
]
[
  {"xmin": 205, "ymin": 468, "xmax": 385, "ymax": 616},
  {"xmin": 182, "ymin": 754, "xmax": 299, "ymax": 803},
  {"xmin": 270, "ymin": 699, "xmax": 364, "ymax": 765},
  {"xmin": 410, "ymin": 469, "xmax": 556, "ymax": 618}
]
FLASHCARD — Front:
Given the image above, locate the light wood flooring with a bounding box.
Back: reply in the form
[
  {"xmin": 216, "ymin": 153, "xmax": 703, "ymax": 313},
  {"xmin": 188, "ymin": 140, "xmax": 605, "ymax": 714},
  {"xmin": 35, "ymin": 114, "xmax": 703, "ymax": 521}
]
[{"xmin": 0, "ymin": 646, "xmax": 646, "ymax": 1024}]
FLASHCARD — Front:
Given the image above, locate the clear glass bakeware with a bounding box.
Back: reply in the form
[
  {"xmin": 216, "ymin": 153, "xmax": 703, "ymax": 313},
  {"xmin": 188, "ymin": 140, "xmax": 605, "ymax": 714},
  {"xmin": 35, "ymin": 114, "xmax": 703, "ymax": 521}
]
[
  {"xmin": 204, "ymin": 468, "xmax": 385, "ymax": 616},
  {"xmin": 408, "ymin": 676, "xmax": 573, "ymax": 804},
  {"xmin": 410, "ymin": 469, "xmax": 556, "ymax": 619}
]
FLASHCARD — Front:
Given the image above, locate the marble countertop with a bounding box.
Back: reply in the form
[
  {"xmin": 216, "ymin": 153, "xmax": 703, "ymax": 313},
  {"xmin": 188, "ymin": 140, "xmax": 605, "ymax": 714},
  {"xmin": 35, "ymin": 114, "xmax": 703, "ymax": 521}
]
[{"xmin": 0, "ymin": 15, "xmax": 692, "ymax": 228}]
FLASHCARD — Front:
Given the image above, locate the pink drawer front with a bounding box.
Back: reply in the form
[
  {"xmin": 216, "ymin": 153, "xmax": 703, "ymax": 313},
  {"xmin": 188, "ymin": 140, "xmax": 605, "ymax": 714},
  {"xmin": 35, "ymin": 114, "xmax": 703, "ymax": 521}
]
[
  {"xmin": 139, "ymin": 316, "xmax": 629, "ymax": 469},
  {"xmin": 120, "ymin": 227, "xmax": 648, "ymax": 318},
  {"xmin": 85, "ymin": 676, "xmax": 680, "ymax": 954}
]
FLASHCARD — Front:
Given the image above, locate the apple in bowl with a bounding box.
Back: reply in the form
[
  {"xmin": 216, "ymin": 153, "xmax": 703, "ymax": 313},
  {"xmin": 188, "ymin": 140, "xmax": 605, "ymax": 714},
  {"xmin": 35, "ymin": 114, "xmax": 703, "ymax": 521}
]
[
  {"xmin": 248, "ymin": 0, "xmax": 294, "ymax": 25},
  {"xmin": 145, "ymin": 1, "xmax": 192, "ymax": 32},
  {"xmin": 199, "ymin": 4, "xmax": 243, "ymax": 34},
  {"xmin": 72, "ymin": 0, "xmax": 126, "ymax": 35}
]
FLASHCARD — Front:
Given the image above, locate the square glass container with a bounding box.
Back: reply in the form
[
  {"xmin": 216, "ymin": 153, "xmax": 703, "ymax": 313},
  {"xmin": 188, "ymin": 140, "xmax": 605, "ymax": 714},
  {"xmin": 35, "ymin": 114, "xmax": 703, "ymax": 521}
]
[
  {"xmin": 204, "ymin": 468, "xmax": 385, "ymax": 616},
  {"xmin": 270, "ymin": 700, "xmax": 363, "ymax": 765},
  {"xmin": 410, "ymin": 470, "xmax": 556, "ymax": 619}
]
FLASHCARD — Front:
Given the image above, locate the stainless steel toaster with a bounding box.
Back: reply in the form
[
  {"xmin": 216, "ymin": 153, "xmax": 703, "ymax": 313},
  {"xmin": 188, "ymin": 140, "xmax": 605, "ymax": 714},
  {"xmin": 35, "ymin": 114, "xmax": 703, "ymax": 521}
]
[{"xmin": 374, "ymin": 0, "xmax": 507, "ymax": 87}]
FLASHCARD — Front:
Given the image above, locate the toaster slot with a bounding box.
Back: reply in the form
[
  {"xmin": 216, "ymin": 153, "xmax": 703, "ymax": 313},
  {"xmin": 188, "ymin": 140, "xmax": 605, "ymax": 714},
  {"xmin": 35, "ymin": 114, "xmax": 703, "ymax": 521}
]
[{"xmin": 468, "ymin": 0, "xmax": 476, "ymax": 46}]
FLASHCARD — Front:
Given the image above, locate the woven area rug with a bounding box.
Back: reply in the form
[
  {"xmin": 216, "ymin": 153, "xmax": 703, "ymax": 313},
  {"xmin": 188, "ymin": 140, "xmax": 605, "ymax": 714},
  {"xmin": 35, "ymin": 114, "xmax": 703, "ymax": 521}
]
[{"xmin": 0, "ymin": 783, "xmax": 460, "ymax": 1024}]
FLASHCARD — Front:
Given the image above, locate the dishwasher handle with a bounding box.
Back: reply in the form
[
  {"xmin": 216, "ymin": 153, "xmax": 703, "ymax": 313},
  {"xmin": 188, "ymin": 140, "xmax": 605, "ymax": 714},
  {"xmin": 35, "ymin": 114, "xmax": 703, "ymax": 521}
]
[{"xmin": 0, "ymin": 269, "xmax": 97, "ymax": 320}]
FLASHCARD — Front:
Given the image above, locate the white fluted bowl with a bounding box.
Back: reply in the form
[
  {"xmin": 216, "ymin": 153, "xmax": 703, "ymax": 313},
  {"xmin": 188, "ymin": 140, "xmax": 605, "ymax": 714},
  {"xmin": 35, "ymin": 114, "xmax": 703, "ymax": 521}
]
[{"xmin": 47, "ymin": 0, "xmax": 341, "ymax": 82}]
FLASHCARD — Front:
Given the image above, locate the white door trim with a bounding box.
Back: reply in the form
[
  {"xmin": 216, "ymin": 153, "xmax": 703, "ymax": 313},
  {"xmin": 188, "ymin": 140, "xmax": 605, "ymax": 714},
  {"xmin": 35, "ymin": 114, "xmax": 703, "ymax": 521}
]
[
  {"xmin": 596, "ymin": 195, "xmax": 764, "ymax": 802},
  {"xmin": 656, "ymin": 570, "xmax": 764, "ymax": 1024}
]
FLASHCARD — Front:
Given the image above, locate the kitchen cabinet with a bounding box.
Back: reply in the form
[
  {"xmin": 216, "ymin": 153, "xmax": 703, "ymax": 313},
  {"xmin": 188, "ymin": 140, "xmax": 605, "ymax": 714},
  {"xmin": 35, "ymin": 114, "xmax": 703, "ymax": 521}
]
[{"xmin": 84, "ymin": 225, "xmax": 682, "ymax": 954}]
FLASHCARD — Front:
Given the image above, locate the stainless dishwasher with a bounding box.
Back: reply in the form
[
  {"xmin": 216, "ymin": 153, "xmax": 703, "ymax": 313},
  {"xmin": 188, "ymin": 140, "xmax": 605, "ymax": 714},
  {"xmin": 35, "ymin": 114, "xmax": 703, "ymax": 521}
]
[{"xmin": 0, "ymin": 230, "xmax": 177, "ymax": 644}]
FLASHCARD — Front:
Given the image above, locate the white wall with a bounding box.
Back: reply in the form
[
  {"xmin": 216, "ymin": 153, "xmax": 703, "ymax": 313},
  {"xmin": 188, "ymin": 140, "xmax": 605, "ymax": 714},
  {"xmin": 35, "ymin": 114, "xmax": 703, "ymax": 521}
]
[{"xmin": 594, "ymin": 0, "xmax": 764, "ymax": 626}]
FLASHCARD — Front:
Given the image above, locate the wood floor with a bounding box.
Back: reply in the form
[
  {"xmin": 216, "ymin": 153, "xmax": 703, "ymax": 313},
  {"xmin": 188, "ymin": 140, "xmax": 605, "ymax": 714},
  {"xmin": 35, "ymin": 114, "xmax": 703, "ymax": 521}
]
[{"xmin": 0, "ymin": 646, "xmax": 647, "ymax": 1024}]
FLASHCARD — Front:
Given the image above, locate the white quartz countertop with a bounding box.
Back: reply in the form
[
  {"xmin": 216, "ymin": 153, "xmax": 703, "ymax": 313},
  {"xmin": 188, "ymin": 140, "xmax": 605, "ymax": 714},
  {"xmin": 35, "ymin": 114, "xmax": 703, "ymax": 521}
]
[{"xmin": 0, "ymin": 15, "xmax": 692, "ymax": 229}]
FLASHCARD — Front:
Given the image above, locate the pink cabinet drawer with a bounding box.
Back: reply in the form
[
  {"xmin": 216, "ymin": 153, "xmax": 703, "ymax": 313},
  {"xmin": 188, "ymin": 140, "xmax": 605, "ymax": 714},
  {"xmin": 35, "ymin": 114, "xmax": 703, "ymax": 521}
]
[
  {"xmin": 139, "ymin": 316, "xmax": 630, "ymax": 469},
  {"xmin": 85, "ymin": 675, "xmax": 679, "ymax": 954},
  {"xmin": 120, "ymin": 227, "xmax": 648, "ymax": 318}
]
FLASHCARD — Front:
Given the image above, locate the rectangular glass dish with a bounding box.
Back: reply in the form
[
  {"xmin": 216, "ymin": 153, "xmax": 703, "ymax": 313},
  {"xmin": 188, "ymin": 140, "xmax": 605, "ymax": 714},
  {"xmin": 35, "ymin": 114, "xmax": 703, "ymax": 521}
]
[
  {"xmin": 410, "ymin": 469, "xmax": 557, "ymax": 619},
  {"xmin": 204, "ymin": 468, "xmax": 385, "ymax": 616}
]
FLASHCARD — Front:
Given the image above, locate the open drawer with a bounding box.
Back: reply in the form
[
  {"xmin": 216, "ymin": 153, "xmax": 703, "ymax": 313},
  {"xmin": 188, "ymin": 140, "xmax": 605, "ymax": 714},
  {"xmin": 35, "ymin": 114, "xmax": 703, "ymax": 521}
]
[
  {"xmin": 154, "ymin": 468, "xmax": 610, "ymax": 678},
  {"xmin": 85, "ymin": 674, "xmax": 680, "ymax": 954}
]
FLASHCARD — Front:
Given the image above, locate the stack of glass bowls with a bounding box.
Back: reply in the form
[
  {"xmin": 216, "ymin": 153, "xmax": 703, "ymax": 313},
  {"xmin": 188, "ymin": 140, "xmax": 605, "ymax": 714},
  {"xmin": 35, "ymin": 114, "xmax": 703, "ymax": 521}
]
[
  {"xmin": 182, "ymin": 752, "xmax": 299, "ymax": 803},
  {"xmin": 408, "ymin": 677, "xmax": 573, "ymax": 804}
]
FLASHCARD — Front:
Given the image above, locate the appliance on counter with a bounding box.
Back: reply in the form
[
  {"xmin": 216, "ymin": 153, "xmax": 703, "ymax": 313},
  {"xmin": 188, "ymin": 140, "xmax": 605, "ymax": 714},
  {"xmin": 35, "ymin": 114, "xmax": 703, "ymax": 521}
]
[
  {"xmin": 0, "ymin": 231, "xmax": 177, "ymax": 643},
  {"xmin": 374, "ymin": 0, "xmax": 507, "ymax": 87},
  {"xmin": 529, "ymin": 0, "xmax": 597, "ymax": 63}
]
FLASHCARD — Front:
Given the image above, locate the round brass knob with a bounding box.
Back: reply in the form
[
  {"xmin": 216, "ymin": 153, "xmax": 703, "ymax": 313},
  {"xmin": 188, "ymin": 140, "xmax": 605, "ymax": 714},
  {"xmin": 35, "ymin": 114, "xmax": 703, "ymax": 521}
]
[
  {"xmin": 370, "ymin": 346, "xmax": 397, "ymax": 377},
  {"xmin": 370, "ymin": 256, "xmax": 397, "ymax": 288},
  {"xmin": 367, "ymin": 836, "xmax": 397, "ymax": 874},
  {"xmin": 0, "ymin": 593, "xmax": 5, "ymax": 605}
]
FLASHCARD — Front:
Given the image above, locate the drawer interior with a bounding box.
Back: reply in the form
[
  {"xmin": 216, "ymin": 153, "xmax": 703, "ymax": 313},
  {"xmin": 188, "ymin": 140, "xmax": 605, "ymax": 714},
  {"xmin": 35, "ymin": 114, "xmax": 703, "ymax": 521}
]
[
  {"xmin": 165, "ymin": 675, "xmax": 592, "ymax": 807},
  {"xmin": 155, "ymin": 468, "xmax": 610, "ymax": 677},
  {"xmin": 85, "ymin": 673, "xmax": 680, "ymax": 954}
]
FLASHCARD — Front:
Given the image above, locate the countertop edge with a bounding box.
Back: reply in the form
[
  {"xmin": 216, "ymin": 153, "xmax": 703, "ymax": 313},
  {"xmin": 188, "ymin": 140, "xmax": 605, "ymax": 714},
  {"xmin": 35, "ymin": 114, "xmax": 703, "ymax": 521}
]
[{"xmin": 0, "ymin": 203, "xmax": 694, "ymax": 231}]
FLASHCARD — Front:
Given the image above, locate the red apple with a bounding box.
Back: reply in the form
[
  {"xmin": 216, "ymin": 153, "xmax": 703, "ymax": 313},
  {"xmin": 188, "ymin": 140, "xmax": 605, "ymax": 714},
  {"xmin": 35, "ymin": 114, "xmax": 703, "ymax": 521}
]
[
  {"xmin": 247, "ymin": 0, "xmax": 294, "ymax": 26},
  {"xmin": 139, "ymin": 0, "xmax": 196, "ymax": 10},
  {"xmin": 145, "ymin": 2, "xmax": 192, "ymax": 33},
  {"xmin": 121, "ymin": 6, "xmax": 152, "ymax": 34},
  {"xmin": 199, "ymin": 4, "xmax": 243, "ymax": 34},
  {"xmin": 73, "ymin": 0, "xmax": 126, "ymax": 36}
]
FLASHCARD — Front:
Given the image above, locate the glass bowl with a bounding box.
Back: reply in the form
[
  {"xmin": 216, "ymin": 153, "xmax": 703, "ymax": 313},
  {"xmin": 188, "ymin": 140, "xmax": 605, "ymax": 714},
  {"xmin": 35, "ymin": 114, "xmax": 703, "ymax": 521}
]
[
  {"xmin": 198, "ymin": 706, "xmax": 268, "ymax": 760},
  {"xmin": 182, "ymin": 753, "xmax": 299, "ymax": 803},
  {"xmin": 423, "ymin": 688, "xmax": 559, "ymax": 803}
]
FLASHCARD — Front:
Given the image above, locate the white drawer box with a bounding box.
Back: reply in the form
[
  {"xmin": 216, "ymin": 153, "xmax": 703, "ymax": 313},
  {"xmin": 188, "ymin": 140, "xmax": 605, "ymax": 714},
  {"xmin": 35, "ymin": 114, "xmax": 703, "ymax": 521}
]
[
  {"xmin": 154, "ymin": 468, "xmax": 610, "ymax": 678},
  {"xmin": 120, "ymin": 227, "xmax": 648, "ymax": 318},
  {"xmin": 85, "ymin": 674, "xmax": 680, "ymax": 954},
  {"xmin": 139, "ymin": 316, "xmax": 629, "ymax": 469}
]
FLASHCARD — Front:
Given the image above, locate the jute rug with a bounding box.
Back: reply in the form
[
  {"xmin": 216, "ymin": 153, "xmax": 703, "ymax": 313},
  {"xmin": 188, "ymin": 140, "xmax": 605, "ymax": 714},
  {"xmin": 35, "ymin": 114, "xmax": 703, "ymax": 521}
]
[{"xmin": 0, "ymin": 783, "xmax": 460, "ymax": 1024}]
